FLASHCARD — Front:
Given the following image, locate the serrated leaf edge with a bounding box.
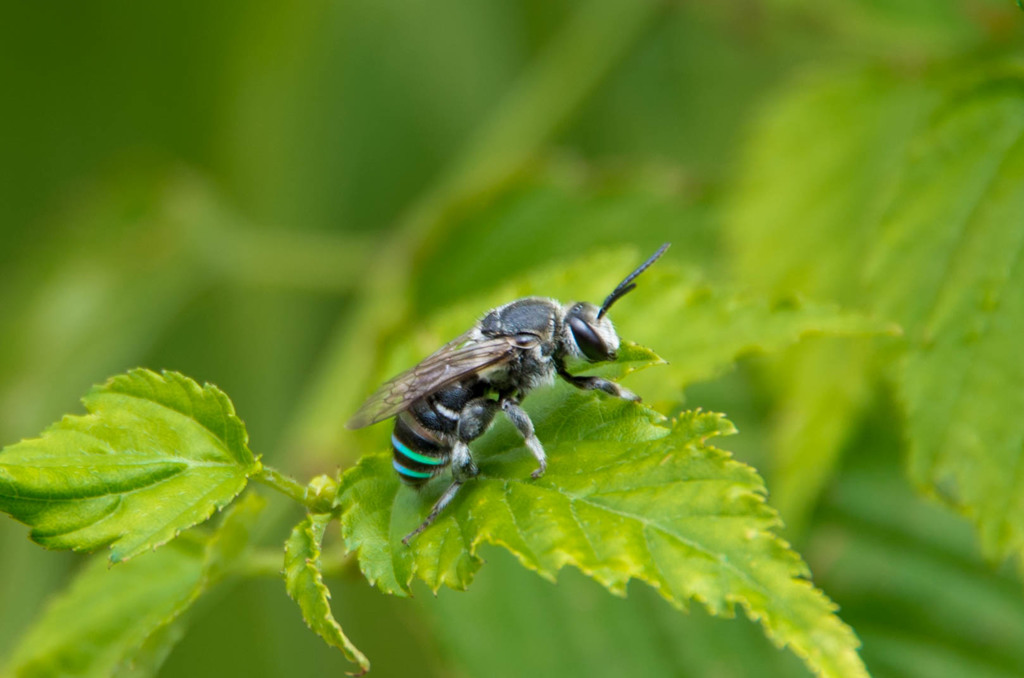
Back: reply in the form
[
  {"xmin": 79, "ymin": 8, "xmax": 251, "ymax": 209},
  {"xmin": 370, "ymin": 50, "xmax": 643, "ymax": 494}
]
[
  {"xmin": 342, "ymin": 408, "xmax": 865, "ymax": 678},
  {"xmin": 286, "ymin": 513, "xmax": 371, "ymax": 675}
]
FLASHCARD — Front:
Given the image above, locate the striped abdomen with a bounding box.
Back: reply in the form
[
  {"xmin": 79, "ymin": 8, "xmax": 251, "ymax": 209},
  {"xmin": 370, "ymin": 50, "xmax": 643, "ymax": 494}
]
[{"xmin": 391, "ymin": 381, "xmax": 483, "ymax": 486}]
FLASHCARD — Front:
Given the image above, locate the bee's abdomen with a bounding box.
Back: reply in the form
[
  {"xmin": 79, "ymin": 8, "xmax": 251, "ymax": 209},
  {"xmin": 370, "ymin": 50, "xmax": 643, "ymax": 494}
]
[{"xmin": 392, "ymin": 410, "xmax": 448, "ymax": 487}]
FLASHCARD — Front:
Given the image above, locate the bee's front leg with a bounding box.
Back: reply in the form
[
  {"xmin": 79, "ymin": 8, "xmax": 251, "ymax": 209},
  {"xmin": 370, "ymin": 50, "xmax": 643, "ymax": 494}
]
[
  {"xmin": 500, "ymin": 398, "xmax": 547, "ymax": 479},
  {"xmin": 556, "ymin": 366, "xmax": 641, "ymax": 402}
]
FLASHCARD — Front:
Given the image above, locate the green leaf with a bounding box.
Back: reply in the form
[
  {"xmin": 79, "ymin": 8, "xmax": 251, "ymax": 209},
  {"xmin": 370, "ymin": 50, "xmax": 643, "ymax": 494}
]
[
  {"xmin": 615, "ymin": 275, "xmax": 895, "ymax": 407},
  {"xmin": 0, "ymin": 369, "xmax": 261, "ymax": 562},
  {"xmin": 285, "ymin": 513, "xmax": 370, "ymax": 675},
  {"xmin": 340, "ymin": 398, "xmax": 867, "ymax": 678},
  {"xmin": 866, "ymin": 69, "xmax": 1024, "ymax": 561},
  {"xmin": 576, "ymin": 341, "xmax": 666, "ymax": 381},
  {"xmin": 5, "ymin": 493, "xmax": 266, "ymax": 678}
]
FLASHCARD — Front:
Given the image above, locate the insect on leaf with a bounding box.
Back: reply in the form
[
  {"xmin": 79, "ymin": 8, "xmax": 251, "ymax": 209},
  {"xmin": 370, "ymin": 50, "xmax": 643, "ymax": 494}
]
[
  {"xmin": 364, "ymin": 249, "xmax": 894, "ymax": 442},
  {"xmin": 339, "ymin": 390, "xmax": 868, "ymax": 678},
  {"xmin": 0, "ymin": 369, "xmax": 261, "ymax": 562}
]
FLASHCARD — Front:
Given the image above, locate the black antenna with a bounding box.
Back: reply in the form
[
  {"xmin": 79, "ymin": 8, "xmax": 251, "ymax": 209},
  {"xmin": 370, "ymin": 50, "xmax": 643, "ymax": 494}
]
[{"xmin": 598, "ymin": 243, "xmax": 670, "ymax": 319}]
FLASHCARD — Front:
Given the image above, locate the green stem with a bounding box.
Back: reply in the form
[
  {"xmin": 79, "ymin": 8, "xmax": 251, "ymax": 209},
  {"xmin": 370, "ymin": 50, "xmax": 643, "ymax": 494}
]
[
  {"xmin": 254, "ymin": 466, "xmax": 314, "ymax": 508},
  {"xmin": 234, "ymin": 547, "xmax": 287, "ymax": 579}
]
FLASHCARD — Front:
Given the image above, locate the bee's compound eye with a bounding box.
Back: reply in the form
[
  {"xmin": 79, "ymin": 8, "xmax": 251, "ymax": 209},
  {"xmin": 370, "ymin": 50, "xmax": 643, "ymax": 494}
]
[{"xmin": 568, "ymin": 316, "xmax": 610, "ymax": 362}]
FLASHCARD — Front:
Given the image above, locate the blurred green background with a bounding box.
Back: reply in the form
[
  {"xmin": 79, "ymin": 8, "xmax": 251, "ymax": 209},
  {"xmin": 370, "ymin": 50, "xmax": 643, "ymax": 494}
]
[{"xmin": 2, "ymin": 1, "xmax": 1023, "ymax": 676}]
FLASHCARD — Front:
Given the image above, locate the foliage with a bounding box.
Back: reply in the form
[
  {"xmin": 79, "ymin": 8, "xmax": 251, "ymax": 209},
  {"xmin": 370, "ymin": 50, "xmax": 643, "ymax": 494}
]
[
  {"xmin": 728, "ymin": 62, "xmax": 1024, "ymax": 563},
  {"xmin": 0, "ymin": 370, "xmax": 259, "ymax": 563},
  {"xmin": 6, "ymin": 494, "xmax": 266, "ymax": 677},
  {"xmin": 1, "ymin": 254, "xmax": 883, "ymax": 676},
  {"xmin": 285, "ymin": 513, "xmax": 370, "ymax": 674},
  {"xmin": 2, "ymin": 1, "xmax": 1024, "ymax": 677},
  {"xmin": 341, "ymin": 408, "xmax": 865, "ymax": 677}
]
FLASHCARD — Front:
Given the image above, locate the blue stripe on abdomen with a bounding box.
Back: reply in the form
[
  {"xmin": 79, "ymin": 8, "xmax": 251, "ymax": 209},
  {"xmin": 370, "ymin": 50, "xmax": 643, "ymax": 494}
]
[
  {"xmin": 392, "ymin": 433, "xmax": 444, "ymax": 466},
  {"xmin": 392, "ymin": 457, "xmax": 434, "ymax": 479}
]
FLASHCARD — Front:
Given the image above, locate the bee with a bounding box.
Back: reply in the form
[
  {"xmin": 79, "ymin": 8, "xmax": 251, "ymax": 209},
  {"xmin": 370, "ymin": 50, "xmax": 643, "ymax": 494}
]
[{"xmin": 347, "ymin": 244, "xmax": 670, "ymax": 544}]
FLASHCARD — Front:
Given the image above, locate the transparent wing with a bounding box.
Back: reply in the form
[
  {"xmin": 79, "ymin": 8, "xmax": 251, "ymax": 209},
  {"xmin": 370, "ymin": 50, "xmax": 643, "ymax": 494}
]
[{"xmin": 346, "ymin": 332, "xmax": 516, "ymax": 429}]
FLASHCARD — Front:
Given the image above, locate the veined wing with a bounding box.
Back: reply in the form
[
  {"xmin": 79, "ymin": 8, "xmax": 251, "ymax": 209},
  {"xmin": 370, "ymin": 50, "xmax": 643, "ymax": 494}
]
[{"xmin": 346, "ymin": 332, "xmax": 516, "ymax": 429}]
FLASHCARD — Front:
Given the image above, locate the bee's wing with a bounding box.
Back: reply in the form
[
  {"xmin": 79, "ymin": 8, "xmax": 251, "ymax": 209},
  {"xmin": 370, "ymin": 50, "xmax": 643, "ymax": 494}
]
[{"xmin": 346, "ymin": 332, "xmax": 517, "ymax": 429}]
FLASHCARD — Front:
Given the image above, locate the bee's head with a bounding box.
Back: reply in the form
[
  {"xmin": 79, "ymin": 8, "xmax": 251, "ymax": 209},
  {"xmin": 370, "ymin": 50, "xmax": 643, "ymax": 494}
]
[
  {"xmin": 562, "ymin": 243, "xmax": 671, "ymax": 363},
  {"xmin": 564, "ymin": 302, "xmax": 620, "ymax": 363}
]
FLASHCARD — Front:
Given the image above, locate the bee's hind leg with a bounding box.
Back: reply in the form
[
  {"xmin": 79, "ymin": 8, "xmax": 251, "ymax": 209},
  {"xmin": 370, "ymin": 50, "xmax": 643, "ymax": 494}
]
[
  {"xmin": 402, "ymin": 478, "xmax": 464, "ymax": 545},
  {"xmin": 402, "ymin": 441, "xmax": 478, "ymax": 545}
]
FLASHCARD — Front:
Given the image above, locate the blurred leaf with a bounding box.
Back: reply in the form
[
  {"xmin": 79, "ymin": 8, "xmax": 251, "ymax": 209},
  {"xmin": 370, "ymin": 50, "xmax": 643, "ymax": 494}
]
[
  {"xmin": 762, "ymin": 0, "xmax": 1006, "ymax": 60},
  {"xmin": 6, "ymin": 542, "xmax": 204, "ymax": 678},
  {"xmin": 615, "ymin": 270, "xmax": 895, "ymax": 407},
  {"xmin": 761, "ymin": 340, "xmax": 876, "ymax": 535},
  {"xmin": 723, "ymin": 63, "xmax": 969, "ymax": 534},
  {"xmin": 728, "ymin": 61, "xmax": 1024, "ymax": 562},
  {"xmin": 723, "ymin": 65, "xmax": 917, "ymax": 531},
  {"xmin": 341, "ymin": 405, "xmax": 867, "ymax": 678},
  {"xmin": 0, "ymin": 369, "xmax": 260, "ymax": 562},
  {"xmin": 6, "ymin": 493, "xmax": 266, "ymax": 678},
  {"xmin": 865, "ymin": 67, "xmax": 1024, "ymax": 561},
  {"xmin": 808, "ymin": 400, "xmax": 1024, "ymax": 678},
  {"xmin": 284, "ymin": 513, "xmax": 370, "ymax": 674},
  {"xmin": 727, "ymin": 66, "xmax": 941, "ymax": 302},
  {"xmin": 201, "ymin": 493, "xmax": 268, "ymax": 584},
  {"xmin": 111, "ymin": 621, "xmax": 189, "ymax": 678}
]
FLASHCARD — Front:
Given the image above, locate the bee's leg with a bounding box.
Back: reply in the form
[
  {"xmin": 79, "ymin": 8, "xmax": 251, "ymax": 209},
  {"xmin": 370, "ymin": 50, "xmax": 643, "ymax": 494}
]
[
  {"xmin": 556, "ymin": 366, "xmax": 641, "ymax": 402},
  {"xmin": 449, "ymin": 440, "xmax": 479, "ymax": 480},
  {"xmin": 500, "ymin": 398, "xmax": 547, "ymax": 479},
  {"xmin": 404, "ymin": 399, "xmax": 500, "ymax": 545},
  {"xmin": 457, "ymin": 398, "xmax": 499, "ymax": 445},
  {"xmin": 403, "ymin": 477, "xmax": 463, "ymax": 545}
]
